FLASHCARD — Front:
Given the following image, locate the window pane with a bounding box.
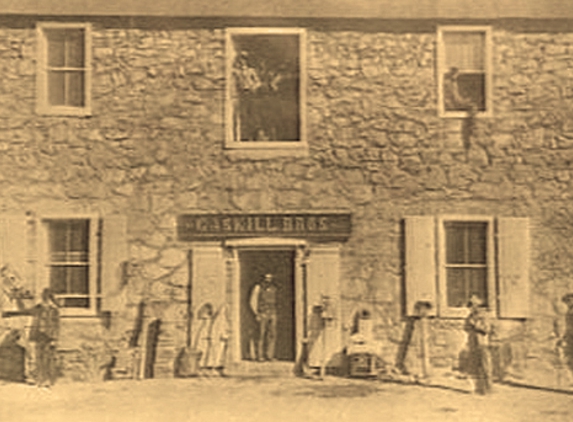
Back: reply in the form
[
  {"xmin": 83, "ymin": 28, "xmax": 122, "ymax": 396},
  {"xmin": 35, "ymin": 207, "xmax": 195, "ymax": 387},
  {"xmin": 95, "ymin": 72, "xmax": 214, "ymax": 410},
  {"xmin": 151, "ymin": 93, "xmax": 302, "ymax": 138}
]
[
  {"xmin": 46, "ymin": 30, "xmax": 66, "ymax": 68},
  {"xmin": 49, "ymin": 266, "xmax": 68, "ymax": 294},
  {"xmin": 65, "ymin": 29, "xmax": 85, "ymax": 68},
  {"xmin": 445, "ymin": 222, "xmax": 487, "ymax": 264},
  {"xmin": 49, "ymin": 221, "xmax": 67, "ymax": 255},
  {"xmin": 447, "ymin": 268, "xmax": 487, "ymax": 308},
  {"xmin": 49, "ymin": 220, "xmax": 89, "ymax": 261},
  {"xmin": 63, "ymin": 297, "xmax": 89, "ymax": 308},
  {"xmin": 48, "ymin": 71, "xmax": 65, "ymax": 106},
  {"xmin": 445, "ymin": 224, "xmax": 465, "ymax": 264},
  {"xmin": 67, "ymin": 72, "xmax": 85, "ymax": 107},
  {"xmin": 457, "ymin": 73, "xmax": 486, "ymax": 112},
  {"xmin": 69, "ymin": 266, "xmax": 89, "ymax": 294},
  {"xmin": 50, "ymin": 266, "xmax": 89, "ymax": 295},
  {"xmin": 467, "ymin": 223, "xmax": 487, "ymax": 263},
  {"xmin": 68, "ymin": 220, "xmax": 89, "ymax": 254},
  {"xmin": 469, "ymin": 268, "xmax": 488, "ymax": 305},
  {"xmin": 444, "ymin": 32, "xmax": 485, "ymax": 71}
]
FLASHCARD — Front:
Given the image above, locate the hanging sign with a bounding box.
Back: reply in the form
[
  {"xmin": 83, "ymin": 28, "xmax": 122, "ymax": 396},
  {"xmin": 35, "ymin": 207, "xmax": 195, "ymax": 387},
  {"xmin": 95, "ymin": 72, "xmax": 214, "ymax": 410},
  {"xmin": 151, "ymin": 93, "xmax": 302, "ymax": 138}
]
[{"xmin": 177, "ymin": 212, "xmax": 351, "ymax": 241}]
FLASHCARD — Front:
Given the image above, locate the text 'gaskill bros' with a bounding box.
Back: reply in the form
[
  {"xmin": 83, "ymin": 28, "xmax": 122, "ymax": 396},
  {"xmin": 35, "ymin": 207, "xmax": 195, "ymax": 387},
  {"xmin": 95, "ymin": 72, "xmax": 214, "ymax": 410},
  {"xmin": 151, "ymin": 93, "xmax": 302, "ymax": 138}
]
[{"xmin": 177, "ymin": 213, "xmax": 352, "ymax": 241}]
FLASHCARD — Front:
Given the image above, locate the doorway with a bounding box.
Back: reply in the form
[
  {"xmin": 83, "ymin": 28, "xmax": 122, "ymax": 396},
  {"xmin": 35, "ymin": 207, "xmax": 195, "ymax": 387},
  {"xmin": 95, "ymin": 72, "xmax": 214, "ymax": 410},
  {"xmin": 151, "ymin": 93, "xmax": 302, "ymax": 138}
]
[{"xmin": 239, "ymin": 249, "xmax": 296, "ymax": 362}]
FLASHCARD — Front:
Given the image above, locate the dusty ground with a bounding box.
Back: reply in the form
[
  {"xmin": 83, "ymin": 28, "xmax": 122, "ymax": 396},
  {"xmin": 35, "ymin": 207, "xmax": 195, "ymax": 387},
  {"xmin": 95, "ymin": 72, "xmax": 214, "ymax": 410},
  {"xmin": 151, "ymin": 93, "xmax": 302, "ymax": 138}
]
[{"xmin": 1, "ymin": 375, "xmax": 572, "ymax": 422}]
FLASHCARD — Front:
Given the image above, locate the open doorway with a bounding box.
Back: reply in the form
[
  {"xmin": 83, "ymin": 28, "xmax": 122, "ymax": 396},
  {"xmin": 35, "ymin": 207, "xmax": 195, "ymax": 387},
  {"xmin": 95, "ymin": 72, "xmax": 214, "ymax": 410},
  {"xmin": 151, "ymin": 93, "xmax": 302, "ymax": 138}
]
[{"xmin": 239, "ymin": 249, "xmax": 296, "ymax": 362}]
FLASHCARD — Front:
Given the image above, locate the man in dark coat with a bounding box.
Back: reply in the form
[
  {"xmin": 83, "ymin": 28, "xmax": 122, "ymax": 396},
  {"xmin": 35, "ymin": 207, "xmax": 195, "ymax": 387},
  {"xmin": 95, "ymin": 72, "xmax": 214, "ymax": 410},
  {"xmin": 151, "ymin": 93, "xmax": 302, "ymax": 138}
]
[
  {"xmin": 250, "ymin": 274, "xmax": 278, "ymax": 361},
  {"xmin": 464, "ymin": 294, "xmax": 493, "ymax": 394},
  {"xmin": 559, "ymin": 293, "xmax": 573, "ymax": 373}
]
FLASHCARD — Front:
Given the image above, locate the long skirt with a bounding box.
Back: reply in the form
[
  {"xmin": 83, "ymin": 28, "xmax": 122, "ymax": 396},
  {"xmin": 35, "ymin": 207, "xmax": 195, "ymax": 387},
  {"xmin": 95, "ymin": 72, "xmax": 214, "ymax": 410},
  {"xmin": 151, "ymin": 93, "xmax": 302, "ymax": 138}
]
[{"xmin": 34, "ymin": 340, "xmax": 57, "ymax": 386}]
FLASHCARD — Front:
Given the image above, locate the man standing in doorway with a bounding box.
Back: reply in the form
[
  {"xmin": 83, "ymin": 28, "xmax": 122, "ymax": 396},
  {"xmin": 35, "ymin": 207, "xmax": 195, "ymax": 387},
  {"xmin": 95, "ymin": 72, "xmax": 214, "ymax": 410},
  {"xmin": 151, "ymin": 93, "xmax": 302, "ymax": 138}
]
[{"xmin": 250, "ymin": 273, "xmax": 278, "ymax": 362}]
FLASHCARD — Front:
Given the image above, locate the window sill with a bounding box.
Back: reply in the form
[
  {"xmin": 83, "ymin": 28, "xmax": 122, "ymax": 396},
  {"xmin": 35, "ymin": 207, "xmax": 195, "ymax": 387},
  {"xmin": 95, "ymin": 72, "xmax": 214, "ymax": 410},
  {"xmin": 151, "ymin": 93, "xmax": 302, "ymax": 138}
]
[
  {"xmin": 59, "ymin": 308, "xmax": 99, "ymax": 318},
  {"xmin": 224, "ymin": 146, "xmax": 309, "ymax": 160},
  {"xmin": 439, "ymin": 110, "xmax": 492, "ymax": 119},
  {"xmin": 36, "ymin": 105, "xmax": 92, "ymax": 117}
]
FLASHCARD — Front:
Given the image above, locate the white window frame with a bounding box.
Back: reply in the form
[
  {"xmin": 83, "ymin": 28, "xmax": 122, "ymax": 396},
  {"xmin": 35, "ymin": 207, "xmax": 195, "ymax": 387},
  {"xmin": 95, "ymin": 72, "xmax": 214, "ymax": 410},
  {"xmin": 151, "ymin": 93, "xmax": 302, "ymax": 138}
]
[
  {"xmin": 437, "ymin": 26, "xmax": 493, "ymax": 118},
  {"xmin": 225, "ymin": 27, "xmax": 307, "ymax": 155},
  {"xmin": 36, "ymin": 22, "xmax": 92, "ymax": 117},
  {"xmin": 37, "ymin": 215, "xmax": 99, "ymax": 316},
  {"xmin": 437, "ymin": 215, "xmax": 496, "ymax": 318}
]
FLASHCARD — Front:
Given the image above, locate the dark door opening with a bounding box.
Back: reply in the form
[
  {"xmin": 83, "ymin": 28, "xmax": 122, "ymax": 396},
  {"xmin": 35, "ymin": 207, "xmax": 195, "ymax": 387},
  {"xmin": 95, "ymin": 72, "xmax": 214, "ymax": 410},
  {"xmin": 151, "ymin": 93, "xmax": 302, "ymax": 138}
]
[{"xmin": 239, "ymin": 249, "xmax": 296, "ymax": 362}]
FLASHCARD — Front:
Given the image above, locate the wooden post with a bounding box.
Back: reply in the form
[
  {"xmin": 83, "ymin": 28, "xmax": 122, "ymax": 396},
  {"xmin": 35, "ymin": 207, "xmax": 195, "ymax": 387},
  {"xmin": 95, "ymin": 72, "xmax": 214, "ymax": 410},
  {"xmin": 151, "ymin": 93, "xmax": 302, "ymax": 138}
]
[
  {"xmin": 416, "ymin": 301, "xmax": 433, "ymax": 380},
  {"xmin": 419, "ymin": 316, "xmax": 429, "ymax": 379}
]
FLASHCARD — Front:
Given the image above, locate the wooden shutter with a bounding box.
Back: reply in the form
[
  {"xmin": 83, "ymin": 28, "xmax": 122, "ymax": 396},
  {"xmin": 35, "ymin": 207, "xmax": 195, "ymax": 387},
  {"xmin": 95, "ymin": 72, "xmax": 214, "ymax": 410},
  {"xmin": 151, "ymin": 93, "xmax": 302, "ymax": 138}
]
[
  {"xmin": 404, "ymin": 216, "xmax": 437, "ymax": 317},
  {"xmin": 0, "ymin": 215, "xmax": 30, "ymax": 318},
  {"xmin": 497, "ymin": 217, "xmax": 530, "ymax": 319},
  {"xmin": 101, "ymin": 216, "xmax": 128, "ymax": 312},
  {"xmin": 306, "ymin": 244, "xmax": 341, "ymax": 367},
  {"xmin": 191, "ymin": 245, "xmax": 225, "ymax": 313}
]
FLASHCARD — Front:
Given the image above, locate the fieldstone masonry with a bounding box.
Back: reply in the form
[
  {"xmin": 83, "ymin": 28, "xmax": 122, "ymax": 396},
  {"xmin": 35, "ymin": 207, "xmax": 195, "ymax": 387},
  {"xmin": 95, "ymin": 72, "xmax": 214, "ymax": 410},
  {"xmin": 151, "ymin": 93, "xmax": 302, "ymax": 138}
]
[{"xmin": 1, "ymin": 18, "xmax": 573, "ymax": 383}]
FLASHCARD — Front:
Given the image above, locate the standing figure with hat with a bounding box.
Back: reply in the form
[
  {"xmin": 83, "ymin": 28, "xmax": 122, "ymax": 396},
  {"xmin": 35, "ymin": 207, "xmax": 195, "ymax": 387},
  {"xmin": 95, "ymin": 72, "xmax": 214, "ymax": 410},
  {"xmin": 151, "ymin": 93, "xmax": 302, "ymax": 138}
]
[
  {"xmin": 464, "ymin": 294, "xmax": 493, "ymax": 394},
  {"xmin": 558, "ymin": 293, "xmax": 573, "ymax": 377},
  {"xmin": 25, "ymin": 288, "xmax": 60, "ymax": 387},
  {"xmin": 250, "ymin": 273, "xmax": 278, "ymax": 362}
]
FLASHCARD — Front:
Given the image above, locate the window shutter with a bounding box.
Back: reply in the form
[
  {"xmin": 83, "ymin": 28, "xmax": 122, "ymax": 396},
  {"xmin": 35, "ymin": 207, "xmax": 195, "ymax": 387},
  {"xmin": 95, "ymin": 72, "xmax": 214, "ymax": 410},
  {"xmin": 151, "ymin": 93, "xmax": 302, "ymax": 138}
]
[
  {"xmin": 306, "ymin": 244, "xmax": 341, "ymax": 367},
  {"xmin": 404, "ymin": 216, "xmax": 437, "ymax": 317},
  {"xmin": 0, "ymin": 215, "xmax": 31, "ymax": 317},
  {"xmin": 497, "ymin": 217, "xmax": 530, "ymax": 319},
  {"xmin": 191, "ymin": 245, "xmax": 225, "ymax": 313},
  {"xmin": 101, "ymin": 216, "xmax": 128, "ymax": 312}
]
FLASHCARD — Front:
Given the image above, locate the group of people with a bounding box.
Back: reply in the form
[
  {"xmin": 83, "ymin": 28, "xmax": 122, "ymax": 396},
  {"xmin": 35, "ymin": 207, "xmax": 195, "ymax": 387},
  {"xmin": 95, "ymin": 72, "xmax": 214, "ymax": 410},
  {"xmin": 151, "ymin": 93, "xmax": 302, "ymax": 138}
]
[
  {"xmin": 1, "ymin": 266, "xmax": 60, "ymax": 388},
  {"xmin": 463, "ymin": 292, "xmax": 573, "ymax": 394},
  {"xmin": 232, "ymin": 51, "xmax": 299, "ymax": 142}
]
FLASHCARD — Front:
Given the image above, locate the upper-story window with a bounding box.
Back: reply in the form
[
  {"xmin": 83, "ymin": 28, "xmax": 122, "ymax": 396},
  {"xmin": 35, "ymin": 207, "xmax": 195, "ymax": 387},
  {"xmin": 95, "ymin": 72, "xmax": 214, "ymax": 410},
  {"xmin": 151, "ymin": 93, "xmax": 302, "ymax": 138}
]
[
  {"xmin": 437, "ymin": 26, "xmax": 492, "ymax": 118},
  {"xmin": 36, "ymin": 23, "xmax": 92, "ymax": 116},
  {"xmin": 225, "ymin": 28, "xmax": 307, "ymax": 154}
]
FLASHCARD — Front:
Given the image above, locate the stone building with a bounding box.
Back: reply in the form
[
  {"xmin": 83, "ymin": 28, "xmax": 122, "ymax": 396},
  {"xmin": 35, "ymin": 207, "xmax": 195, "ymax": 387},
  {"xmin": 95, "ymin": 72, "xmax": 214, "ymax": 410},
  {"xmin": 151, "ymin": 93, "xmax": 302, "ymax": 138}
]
[{"xmin": 0, "ymin": 0, "xmax": 573, "ymax": 383}]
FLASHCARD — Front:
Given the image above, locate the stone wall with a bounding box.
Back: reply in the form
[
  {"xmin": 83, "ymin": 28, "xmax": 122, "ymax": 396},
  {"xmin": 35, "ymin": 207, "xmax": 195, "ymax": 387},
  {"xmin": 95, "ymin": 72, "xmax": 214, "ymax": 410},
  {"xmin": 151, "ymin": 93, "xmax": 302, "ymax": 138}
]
[{"xmin": 1, "ymin": 19, "xmax": 573, "ymax": 381}]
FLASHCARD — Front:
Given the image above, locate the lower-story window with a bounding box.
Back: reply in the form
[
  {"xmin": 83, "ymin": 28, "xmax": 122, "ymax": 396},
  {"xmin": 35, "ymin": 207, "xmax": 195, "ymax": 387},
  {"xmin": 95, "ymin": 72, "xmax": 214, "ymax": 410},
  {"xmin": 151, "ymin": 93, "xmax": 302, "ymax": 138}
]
[
  {"xmin": 405, "ymin": 215, "xmax": 530, "ymax": 319},
  {"xmin": 444, "ymin": 221, "xmax": 489, "ymax": 309},
  {"xmin": 43, "ymin": 218, "xmax": 98, "ymax": 313}
]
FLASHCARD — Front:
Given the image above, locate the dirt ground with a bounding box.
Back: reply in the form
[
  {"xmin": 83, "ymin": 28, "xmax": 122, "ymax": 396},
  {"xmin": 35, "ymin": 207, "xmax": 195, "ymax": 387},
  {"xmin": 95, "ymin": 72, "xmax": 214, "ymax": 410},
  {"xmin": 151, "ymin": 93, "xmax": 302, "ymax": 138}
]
[{"xmin": 1, "ymin": 375, "xmax": 572, "ymax": 422}]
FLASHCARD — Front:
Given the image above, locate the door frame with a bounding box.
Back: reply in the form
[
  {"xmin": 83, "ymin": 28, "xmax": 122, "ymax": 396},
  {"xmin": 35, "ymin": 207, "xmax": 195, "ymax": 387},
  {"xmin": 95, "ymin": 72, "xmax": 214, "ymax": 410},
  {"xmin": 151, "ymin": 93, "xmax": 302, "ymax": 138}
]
[{"xmin": 225, "ymin": 237, "xmax": 308, "ymax": 363}]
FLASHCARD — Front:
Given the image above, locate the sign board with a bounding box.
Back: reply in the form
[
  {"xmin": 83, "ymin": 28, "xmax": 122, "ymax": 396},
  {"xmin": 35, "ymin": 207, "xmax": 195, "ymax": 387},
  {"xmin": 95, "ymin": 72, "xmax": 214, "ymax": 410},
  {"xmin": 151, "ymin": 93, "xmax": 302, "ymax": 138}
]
[{"xmin": 177, "ymin": 213, "xmax": 351, "ymax": 241}]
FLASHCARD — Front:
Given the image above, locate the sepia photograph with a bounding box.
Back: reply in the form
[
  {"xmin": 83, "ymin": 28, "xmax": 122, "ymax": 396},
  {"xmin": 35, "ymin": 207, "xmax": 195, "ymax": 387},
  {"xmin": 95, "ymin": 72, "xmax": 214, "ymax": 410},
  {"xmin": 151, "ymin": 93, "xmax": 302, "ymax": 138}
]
[{"xmin": 1, "ymin": 1, "xmax": 573, "ymax": 421}]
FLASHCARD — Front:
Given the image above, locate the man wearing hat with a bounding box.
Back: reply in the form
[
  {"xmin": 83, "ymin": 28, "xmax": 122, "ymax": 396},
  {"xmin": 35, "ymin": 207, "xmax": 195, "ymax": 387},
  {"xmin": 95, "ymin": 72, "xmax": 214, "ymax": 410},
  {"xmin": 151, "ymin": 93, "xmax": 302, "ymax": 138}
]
[
  {"xmin": 250, "ymin": 273, "xmax": 278, "ymax": 361},
  {"xmin": 464, "ymin": 294, "xmax": 493, "ymax": 394},
  {"xmin": 28, "ymin": 288, "xmax": 60, "ymax": 387},
  {"xmin": 558, "ymin": 293, "xmax": 573, "ymax": 374}
]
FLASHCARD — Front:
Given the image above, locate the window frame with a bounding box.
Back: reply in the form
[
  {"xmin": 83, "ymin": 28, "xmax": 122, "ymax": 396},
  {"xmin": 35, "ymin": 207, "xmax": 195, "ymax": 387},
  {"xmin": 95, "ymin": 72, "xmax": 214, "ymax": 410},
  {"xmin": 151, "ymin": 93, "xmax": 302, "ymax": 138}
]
[
  {"xmin": 38, "ymin": 215, "xmax": 99, "ymax": 317},
  {"xmin": 437, "ymin": 25, "xmax": 493, "ymax": 118},
  {"xmin": 224, "ymin": 27, "xmax": 307, "ymax": 154},
  {"xmin": 36, "ymin": 22, "xmax": 92, "ymax": 117},
  {"xmin": 437, "ymin": 215, "xmax": 496, "ymax": 318}
]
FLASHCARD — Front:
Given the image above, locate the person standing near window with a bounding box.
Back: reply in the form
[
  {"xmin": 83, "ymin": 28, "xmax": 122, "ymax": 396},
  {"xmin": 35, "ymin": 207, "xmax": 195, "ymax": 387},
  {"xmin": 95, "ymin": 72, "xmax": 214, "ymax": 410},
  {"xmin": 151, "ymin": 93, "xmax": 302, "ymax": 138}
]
[
  {"xmin": 464, "ymin": 294, "xmax": 493, "ymax": 394},
  {"xmin": 27, "ymin": 288, "xmax": 60, "ymax": 387}
]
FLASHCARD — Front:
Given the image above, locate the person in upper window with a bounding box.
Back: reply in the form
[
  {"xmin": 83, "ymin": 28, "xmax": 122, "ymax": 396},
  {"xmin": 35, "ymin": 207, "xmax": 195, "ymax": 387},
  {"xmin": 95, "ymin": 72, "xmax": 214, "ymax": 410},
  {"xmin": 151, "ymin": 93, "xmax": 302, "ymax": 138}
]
[{"xmin": 443, "ymin": 67, "xmax": 477, "ymax": 113}]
